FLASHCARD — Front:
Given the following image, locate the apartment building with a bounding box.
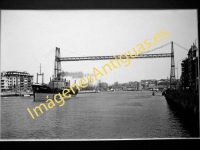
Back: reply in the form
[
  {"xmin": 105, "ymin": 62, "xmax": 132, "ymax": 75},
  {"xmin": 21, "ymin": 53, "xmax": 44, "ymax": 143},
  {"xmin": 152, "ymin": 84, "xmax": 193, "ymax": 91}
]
[
  {"xmin": 1, "ymin": 72, "xmax": 9, "ymax": 91},
  {"xmin": 181, "ymin": 44, "xmax": 198, "ymax": 90},
  {"xmin": 1, "ymin": 71, "xmax": 34, "ymax": 92}
]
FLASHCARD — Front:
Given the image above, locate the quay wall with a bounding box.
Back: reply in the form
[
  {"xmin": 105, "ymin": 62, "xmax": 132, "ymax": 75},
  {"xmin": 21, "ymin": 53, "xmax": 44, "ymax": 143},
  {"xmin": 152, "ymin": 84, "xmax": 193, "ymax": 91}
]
[{"xmin": 164, "ymin": 89, "xmax": 199, "ymax": 116}]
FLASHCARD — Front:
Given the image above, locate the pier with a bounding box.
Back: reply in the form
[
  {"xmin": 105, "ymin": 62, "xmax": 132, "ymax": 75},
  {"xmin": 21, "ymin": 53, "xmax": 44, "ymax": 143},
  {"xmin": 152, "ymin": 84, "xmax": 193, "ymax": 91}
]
[{"xmin": 1, "ymin": 92, "xmax": 33, "ymax": 97}]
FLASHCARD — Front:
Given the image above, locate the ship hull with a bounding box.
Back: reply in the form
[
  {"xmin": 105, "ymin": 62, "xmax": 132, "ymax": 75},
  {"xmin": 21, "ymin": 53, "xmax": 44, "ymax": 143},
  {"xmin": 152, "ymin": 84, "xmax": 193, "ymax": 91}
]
[{"xmin": 32, "ymin": 84, "xmax": 78, "ymax": 101}]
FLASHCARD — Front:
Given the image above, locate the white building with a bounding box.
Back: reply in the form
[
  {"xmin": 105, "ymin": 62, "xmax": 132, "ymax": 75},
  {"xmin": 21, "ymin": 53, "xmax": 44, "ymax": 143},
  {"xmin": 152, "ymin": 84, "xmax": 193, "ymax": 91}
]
[
  {"xmin": 1, "ymin": 71, "xmax": 34, "ymax": 92},
  {"xmin": 1, "ymin": 76, "xmax": 9, "ymax": 91}
]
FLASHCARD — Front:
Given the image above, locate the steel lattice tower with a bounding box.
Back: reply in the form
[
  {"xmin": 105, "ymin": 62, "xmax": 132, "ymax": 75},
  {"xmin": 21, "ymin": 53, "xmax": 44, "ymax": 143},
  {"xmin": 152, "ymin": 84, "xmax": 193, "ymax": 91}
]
[
  {"xmin": 170, "ymin": 41, "xmax": 176, "ymax": 89},
  {"xmin": 54, "ymin": 47, "xmax": 62, "ymax": 80}
]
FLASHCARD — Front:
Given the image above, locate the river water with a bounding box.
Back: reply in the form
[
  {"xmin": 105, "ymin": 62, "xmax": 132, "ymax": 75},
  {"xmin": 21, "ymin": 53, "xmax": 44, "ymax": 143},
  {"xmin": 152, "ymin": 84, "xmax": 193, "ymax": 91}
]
[{"xmin": 1, "ymin": 91, "xmax": 199, "ymax": 139}]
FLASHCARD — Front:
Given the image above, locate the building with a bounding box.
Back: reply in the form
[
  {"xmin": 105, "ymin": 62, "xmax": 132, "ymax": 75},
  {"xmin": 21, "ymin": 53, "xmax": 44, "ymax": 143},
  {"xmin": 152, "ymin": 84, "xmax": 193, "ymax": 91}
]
[
  {"xmin": 120, "ymin": 81, "xmax": 140, "ymax": 91},
  {"xmin": 138, "ymin": 81, "xmax": 142, "ymax": 90},
  {"xmin": 112, "ymin": 81, "xmax": 123, "ymax": 90},
  {"xmin": 180, "ymin": 44, "xmax": 198, "ymax": 90},
  {"xmin": 141, "ymin": 79, "xmax": 157, "ymax": 89},
  {"xmin": 181, "ymin": 59, "xmax": 189, "ymax": 89},
  {"xmin": 133, "ymin": 81, "xmax": 139, "ymax": 90},
  {"xmin": 149, "ymin": 83, "xmax": 155, "ymax": 88},
  {"xmin": 99, "ymin": 82, "xmax": 108, "ymax": 91},
  {"xmin": 114, "ymin": 82, "xmax": 118, "ymax": 86},
  {"xmin": 157, "ymin": 79, "xmax": 169, "ymax": 89},
  {"xmin": 1, "ymin": 71, "xmax": 34, "ymax": 92},
  {"xmin": 1, "ymin": 72, "xmax": 9, "ymax": 91}
]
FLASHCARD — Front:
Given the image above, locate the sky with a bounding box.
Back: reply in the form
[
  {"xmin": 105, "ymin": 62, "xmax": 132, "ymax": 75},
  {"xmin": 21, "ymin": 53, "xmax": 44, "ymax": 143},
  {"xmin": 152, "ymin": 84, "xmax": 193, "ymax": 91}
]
[{"xmin": 1, "ymin": 10, "xmax": 198, "ymax": 85}]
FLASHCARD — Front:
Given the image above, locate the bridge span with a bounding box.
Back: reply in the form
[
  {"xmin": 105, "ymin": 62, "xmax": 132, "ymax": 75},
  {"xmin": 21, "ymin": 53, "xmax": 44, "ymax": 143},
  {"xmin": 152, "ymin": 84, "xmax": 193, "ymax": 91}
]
[
  {"xmin": 58, "ymin": 53, "xmax": 172, "ymax": 61},
  {"xmin": 51, "ymin": 41, "xmax": 188, "ymax": 89}
]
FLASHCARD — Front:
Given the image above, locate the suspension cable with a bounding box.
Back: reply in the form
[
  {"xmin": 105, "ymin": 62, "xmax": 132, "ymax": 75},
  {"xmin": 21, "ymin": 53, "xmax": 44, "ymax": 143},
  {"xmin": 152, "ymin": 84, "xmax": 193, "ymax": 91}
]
[
  {"xmin": 45, "ymin": 50, "xmax": 55, "ymax": 58},
  {"xmin": 46, "ymin": 41, "xmax": 188, "ymax": 58},
  {"xmin": 62, "ymin": 49, "xmax": 87, "ymax": 57},
  {"xmin": 173, "ymin": 42, "xmax": 188, "ymax": 51},
  {"xmin": 142, "ymin": 42, "xmax": 172, "ymax": 54},
  {"xmin": 45, "ymin": 48, "xmax": 55, "ymax": 56},
  {"xmin": 69, "ymin": 51, "xmax": 87, "ymax": 57}
]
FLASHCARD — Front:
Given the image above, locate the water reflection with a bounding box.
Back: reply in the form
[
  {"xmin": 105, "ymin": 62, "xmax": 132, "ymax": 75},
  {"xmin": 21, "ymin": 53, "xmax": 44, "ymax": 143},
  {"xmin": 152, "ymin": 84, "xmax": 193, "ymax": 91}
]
[{"xmin": 166, "ymin": 101, "xmax": 199, "ymax": 137}]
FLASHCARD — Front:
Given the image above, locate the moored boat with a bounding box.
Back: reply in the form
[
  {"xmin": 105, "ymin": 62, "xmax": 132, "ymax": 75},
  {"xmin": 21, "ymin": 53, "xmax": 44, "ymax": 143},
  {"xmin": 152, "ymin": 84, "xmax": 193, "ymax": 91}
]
[
  {"xmin": 32, "ymin": 47, "xmax": 80, "ymax": 101},
  {"xmin": 32, "ymin": 81, "xmax": 79, "ymax": 101}
]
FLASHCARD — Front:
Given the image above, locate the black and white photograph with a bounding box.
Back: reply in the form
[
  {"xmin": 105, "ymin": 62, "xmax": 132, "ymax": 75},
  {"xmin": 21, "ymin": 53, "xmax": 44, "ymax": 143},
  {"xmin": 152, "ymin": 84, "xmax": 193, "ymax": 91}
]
[{"xmin": 0, "ymin": 9, "xmax": 199, "ymax": 140}]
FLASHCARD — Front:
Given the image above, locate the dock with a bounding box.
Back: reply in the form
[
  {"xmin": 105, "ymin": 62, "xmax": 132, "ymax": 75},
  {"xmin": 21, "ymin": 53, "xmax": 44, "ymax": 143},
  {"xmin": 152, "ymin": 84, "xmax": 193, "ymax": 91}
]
[{"xmin": 1, "ymin": 92, "xmax": 33, "ymax": 97}]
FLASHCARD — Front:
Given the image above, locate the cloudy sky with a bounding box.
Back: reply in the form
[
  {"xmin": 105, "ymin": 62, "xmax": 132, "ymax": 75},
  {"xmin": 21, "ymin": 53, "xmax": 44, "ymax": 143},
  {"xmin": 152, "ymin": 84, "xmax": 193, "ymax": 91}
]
[{"xmin": 1, "ymin": 10, "xmax": 198, "ymax": 85}]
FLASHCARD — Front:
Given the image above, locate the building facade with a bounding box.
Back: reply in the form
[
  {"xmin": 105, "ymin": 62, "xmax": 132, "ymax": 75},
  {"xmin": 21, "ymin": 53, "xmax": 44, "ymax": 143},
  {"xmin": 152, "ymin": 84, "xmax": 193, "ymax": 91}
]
[
  {"xmin": 1, "ymin": 72, "xmax": 9, "ymax": 91},
  {"xmin": 141, "ymin": 79, "xmax": 157, "ymax": 89},
  {"xmin": 180, "ymin": 44, "xmax": 198, "ymax": 90},
  {"xmin": 99, "ymin": 82, "xmax": 108, "ymax": 91},
  {"xmin": 1, "ymin": 71, "xmax": 34, "ymax": 92}
]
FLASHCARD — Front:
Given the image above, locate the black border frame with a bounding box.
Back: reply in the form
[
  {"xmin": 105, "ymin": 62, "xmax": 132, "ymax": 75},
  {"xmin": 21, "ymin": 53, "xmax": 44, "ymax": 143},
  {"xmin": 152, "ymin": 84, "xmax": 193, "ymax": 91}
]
[{"xmin": 0, "ymin": 0, "xmax": 199, "ymax": 148}]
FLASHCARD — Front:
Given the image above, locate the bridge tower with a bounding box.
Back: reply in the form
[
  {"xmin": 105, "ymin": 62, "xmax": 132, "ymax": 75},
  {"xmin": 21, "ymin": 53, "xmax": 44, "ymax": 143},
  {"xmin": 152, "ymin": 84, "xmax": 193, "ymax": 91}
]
[
  {"xmin": 170, "ymin": 41, "xmax": 176, "ymax": 89},
  {"xmin": 54, "ymin": 47, "xmax": 62, "ymax": 80}
]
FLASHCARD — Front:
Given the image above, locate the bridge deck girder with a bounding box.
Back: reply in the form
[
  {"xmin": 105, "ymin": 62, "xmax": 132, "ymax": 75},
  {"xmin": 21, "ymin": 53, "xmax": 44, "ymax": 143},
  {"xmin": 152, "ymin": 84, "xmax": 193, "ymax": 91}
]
[{"xmin": 58, "ymin": 53, "xmax": 172, "ymax": 61}]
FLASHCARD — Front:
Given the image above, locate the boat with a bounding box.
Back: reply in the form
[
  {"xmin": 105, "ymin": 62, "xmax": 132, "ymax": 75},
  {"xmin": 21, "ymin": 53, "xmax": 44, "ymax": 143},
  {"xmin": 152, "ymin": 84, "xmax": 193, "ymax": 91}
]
[
  {"xmin": 79, "ymin": 86, "xmax": 100, "ymax": 94},
  {"xmin": 32, "ymin": 79, "xmax": 79, "ymax": 101},
  {"xmin": 32, "ymin": 48, "xmax": 79, "ymax": 101},
  {"xmin": 32, "ymin": 71, "xmax": 79, "ymax": 101},
  {"xmin": 127, "ymin": 87, "xmax": 134, "ymax": 91},
  {"xmin": 110, "ymin": 88, "xmax": 115, "ymax": 91},
  {"xmin": 79, "ymin": 90, "xmax": 98, "ymax": 94}
]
